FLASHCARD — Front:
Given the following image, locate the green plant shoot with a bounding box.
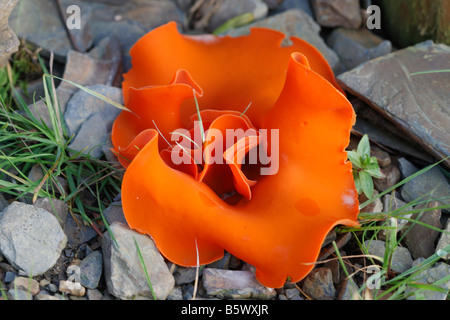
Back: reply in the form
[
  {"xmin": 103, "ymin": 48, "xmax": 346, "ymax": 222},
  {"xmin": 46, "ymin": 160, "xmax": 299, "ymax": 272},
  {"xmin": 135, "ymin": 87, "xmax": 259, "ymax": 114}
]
[{"xmin": 348, "ymin": 134, "xmax": 385, "ymax": 199}]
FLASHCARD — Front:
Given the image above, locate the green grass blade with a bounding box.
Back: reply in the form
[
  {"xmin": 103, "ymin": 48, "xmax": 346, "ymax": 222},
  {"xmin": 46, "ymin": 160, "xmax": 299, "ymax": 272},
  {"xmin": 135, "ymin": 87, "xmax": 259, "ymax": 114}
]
[
  {"xmin": 43, "ymin": 74, "xmax": 133, "ymax": 114},
  {"xmin": 134, "ymin": 237, "xmax": 157, "ymax": 300},
  {"xmin": 212, "ymin": 12, "xmax": 254, "ymax": 35},
  {"xmin": 359, "ymin": 157, "xmax": 449, "ymax": 210}
]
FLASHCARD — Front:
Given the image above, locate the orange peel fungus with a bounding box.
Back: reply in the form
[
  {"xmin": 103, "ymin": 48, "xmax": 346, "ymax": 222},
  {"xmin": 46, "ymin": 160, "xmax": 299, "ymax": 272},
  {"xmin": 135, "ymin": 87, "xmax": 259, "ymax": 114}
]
[{"xmin": 111, "ymin": 22, "xmax": 359, "ymax": 289}]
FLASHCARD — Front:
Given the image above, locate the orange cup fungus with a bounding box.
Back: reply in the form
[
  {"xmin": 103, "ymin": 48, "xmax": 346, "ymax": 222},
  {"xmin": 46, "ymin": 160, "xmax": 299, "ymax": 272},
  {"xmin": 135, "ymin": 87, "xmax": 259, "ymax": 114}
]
[{"xmin": 111, "ymin": 22, "xmax": 359, "ymax": 288}]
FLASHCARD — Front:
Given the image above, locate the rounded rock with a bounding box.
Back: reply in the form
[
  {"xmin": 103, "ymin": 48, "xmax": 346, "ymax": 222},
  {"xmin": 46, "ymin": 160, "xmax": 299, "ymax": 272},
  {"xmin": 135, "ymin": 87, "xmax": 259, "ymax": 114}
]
[{"xmin": 0, "ymin": 202, "xmax": 67, "ymax": 276}]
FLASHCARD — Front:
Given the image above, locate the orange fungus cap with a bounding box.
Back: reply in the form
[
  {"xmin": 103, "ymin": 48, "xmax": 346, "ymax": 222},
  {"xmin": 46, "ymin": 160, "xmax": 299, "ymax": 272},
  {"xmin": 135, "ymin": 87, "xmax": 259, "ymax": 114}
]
[{"xmin": 112, "ymin": 22, "xmax": 359, "ymax": 288}]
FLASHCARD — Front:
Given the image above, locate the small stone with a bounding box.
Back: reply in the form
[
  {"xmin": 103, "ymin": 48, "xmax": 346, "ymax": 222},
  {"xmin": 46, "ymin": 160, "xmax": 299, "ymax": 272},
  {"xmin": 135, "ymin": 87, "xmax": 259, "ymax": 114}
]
[
  {"xmin": 34, "ymin": 197, "xmax": 68, "ymax": 227},
  {"xmin": 379, "ymin": 195, "xmax": 412, "ymax": 240},
  {"xmin": 364, "ymin": 240, "xmax": 413, "ymax": 273},
  {"xmin": 167, "ymin": 286, "xmax": 183, "ymax": 300},
  {"xmin": 8, "ymin": 288, "xmax": 32, "ymax": 300},
  {"xmin": 79, "ymin": 250, "xmax": 103, "ymax": 289},
  {"xmin": 47, "ymin": 283, "xmax": 59, "ymax": 294},
  {"xmin": 39, "ymin": 279, "xmax": 50, "ymax": 287},
  {"xmin": 324, "ymin": 258, "xmax": 341, "ymax": 285},
  {"xmin": 181, "ymin": 283, "xmax": 195, "ymax": 300},
  {"xmin": 103, "ymin": 201, "xmax": 127, "ymax": 225},
  {"xmin": 370, "ymin": 146, "xmax": 392, "ymax": 169},
  {"xmin": 327, "ymin": 28, "xmax": 392, "ymax": 72},
  {"xmin": 27, "ymin": 165, "xmax": 69, "ymax": 197},
  {"xmin": 63, "ymin": 212, "xmax": 97, "ymax": 246},
  {"xmin": 311, "ymin": 0, "xmax": 362, "ymax": 29},
  {"xmin": 35, "ymin": 292, "xmax": 62, "ymax": 300},
  {"xmin": 301, "ymin": 267, "xmax": 336, "ymax": 300},
  {"xmin": 207, "ymin": 251, "xmax": 231, "ymax": 270},
  {"xmin": 0, "ymin": 0, "xmax": 20, "ymax": 67},
  {"xmin": 102, "ymin": 222, "xmax": 175, "ymax": 300},
  {"xmin": 397, "ymin": 157, "xmax": 419, "ymax": 179},
  {"xmin": 28, "ymin": 36, "xmax": 122, "ymax": 129},
  {"xmin": 401, "ymin": 165, "xmax": 450, "ymax": 207},
  {"xmin": 383, "ymin": 194, "xmax": 409, "ymax": 213},
  {"xmin": 4, "ymin": 271, "xmax": 16, "ymax": 283},
  {"xmin": 319, "ymin": 232, "xmax": 351, "ymax": 261},
  {"xmin": 202, "ymin": 268, "xmax": 276, "ymax": 299},
  {"xmin": 321, "ymin": 230, "xmax": 337, "ymax": 248},
  {"xmin": 9, "ymin": 276, "xmax": 40, "ymax": 295},
  {"xmin": 0, "ymin": 202, "xmax": 67, "ymax": 276},
  {"xmin": 359, "ymin": 190, "xmax": 383, "ymax": 214},
  {"xmin": 406, "ymin": 258, "xmax": 450, "ymax": 300},
  {"xmin": 436, "ymin": 219, "xmax": 450, "ymax": 260},
  {"xmin": 59, "ymin": 280, "xmax": 86, "ymax": 297},
  {"xmin": 374, "ymin": 164, "xmax": 401, "ymax": 192},
  {"xmin": 10, "ymin": 0, "xmax": 93, "ymax": 61},
  {"xmin": 337, "ymin": 277, "xmax": 361, "ymax": 300},
  {"xmin": 0, "ymin": 193, "xmax": 9, "ymax": 212},
  {"xmin": 65, "ymin": 84, "xmax": 123, "ymax": 158},
  {"xmin": 285, "ymin": 288, "xmax": 303, "ymax": 300},
  {"xmin": 262, "ymin": 0, "xmax": 283, "ymax": 10},
  {"xmin": 403, "ymin": 201, "xmax": 443, "ymax": 259},
  {"xmin": 87, "ymin": 289, "xmax": 104, "ymax": 300},
  {"xmin": 174, "ymin": 266, "xmax": 198, "ymax": 286}
]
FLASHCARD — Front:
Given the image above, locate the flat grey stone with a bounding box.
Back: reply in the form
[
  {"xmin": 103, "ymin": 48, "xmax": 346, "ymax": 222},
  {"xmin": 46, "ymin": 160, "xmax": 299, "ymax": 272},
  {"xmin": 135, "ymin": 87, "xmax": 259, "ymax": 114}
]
[
  {"xmin": 34, "ymin": 197, "xmax": 69, "ymax": 227},
  {"xmin": 364, "ymin": 240, "xmax": 413, "ymax": 273},
  {"xmin": 0, "ymin": 193, "xmax": 9, "ymax": 212},
  {"xmin": 63, "ymin": 211, "xmax": 97, "ymax": 246},
  {"xmin": 337, "ymin": 277, "xmax": 361, "ymax": 300},
  {"xmin": 275, "ymin": 0, "xmax": 314, "ymax": 17},
  {"xmin": 0, "ymin": 202, "xmax": 67, "ymax": 276},
  {"xmin": 103, "ymin": 201, "xmax": 127, "ymax": 226},
  {"xmin": 327, "ymin": 27, "xmax": 392, "ymax": 72},
  {"xmin": 202, "ymin": 268, "xmax": 276, "ymax": 299},
  {"xmin": 79, "ymin": 250, "xmax": 103, "ymax": 289},
  {"xmin": 403, "ymin": 201, "xmax": 443, "ymax": 259},
  {"xmin": 406, "ymin": 258, "xmax": 450, "ymax": 300},
  {"xmin": 397, "ymin": 157, "xmax": 420, "ymax": 179},
  {"xmin": 27, "ymin": 36, "xmax": 122, "ymax": 129},
  {"xmin": 10, "ymin": 0, "xmax": 93, "ymax": 61},
  {"xmin": 301, "ymin": 267, "xmax": 336, "ymax": 299},
  {"xmin": 102, "ymin": 222, "xmax": 175, "ymax": 300},
  {"xmin": 400, "ymin": 165, "xmax": 450, "ymax": 208},
  {"xmin": 311, "ymin": 0, "xmax": 362, "ymax": 29},
  {"xmin": 338, "ymin": 41, "xmax": 450, "ymax": 168},
  {"xmin": 65, "ymin": 84, "xmax": 123, "ymax": 158}
]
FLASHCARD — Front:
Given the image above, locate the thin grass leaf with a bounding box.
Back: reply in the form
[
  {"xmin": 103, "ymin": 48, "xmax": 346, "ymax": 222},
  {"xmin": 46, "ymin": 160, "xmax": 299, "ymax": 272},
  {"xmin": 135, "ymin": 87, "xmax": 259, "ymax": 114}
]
[
  {"xmin": 240, "ymin": 101, "xmax": 252, "ymax": 117},
  {"xmin": 407, "ymin": 281, "xmax": 450, "ymax": 294},
  {"xmin": 95, "ymin": 183, "xmax": 118, "ymax": 248},
  {"xmin": 212, "ymin": 12, "xmax": 254, "ymax": 35},
  {"xmin": 134, "ymin": 237, "xmax": 157, "ymax": 300},
  {"xmin": 43, "ymin": 74, "xmax": 133, "ymax": 114},
  {"xmin": 192, "ymin": 238, "xmax": 200, "ymax": 300},
  {"xmin": 169, "ymin": 131, "xmax": 200, "ymax": 149},
  {"xmin": 359, "ymin": 157, "xmax": 449, "ymax": 210},
  {"xmin": 192, "ymin": 89, "xmax": 205, "ymax": 144},
  {"xmin": 410, "ymin": 69, "xmax": 450, "ymax": 76}
]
